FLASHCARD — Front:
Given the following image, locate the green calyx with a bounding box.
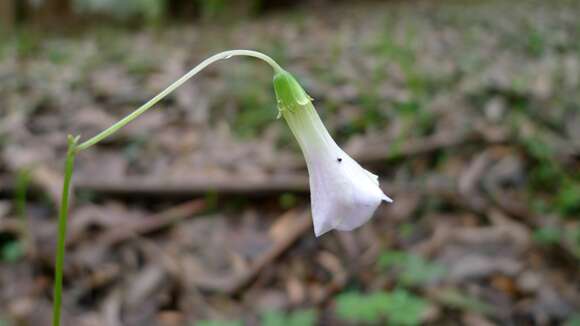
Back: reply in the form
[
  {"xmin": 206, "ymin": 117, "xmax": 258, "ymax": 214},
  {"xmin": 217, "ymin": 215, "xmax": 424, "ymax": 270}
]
[{"xmin": 273, "ymin": 70, "xmax": 312, "ymax": 118}]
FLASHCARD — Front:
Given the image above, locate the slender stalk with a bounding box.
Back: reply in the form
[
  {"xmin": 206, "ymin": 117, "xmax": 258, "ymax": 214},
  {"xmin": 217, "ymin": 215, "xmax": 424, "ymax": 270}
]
[
  {"xmin": 52, "ymin": 135, "xmax": 79, "ymax": 326},
  {"xmin": 15, "ymin": 168, "xmax": 31, "ymax": 219},
  {"xmin": 77, "ymin": 49, "xmax": 283, "ymax": 151},
  {"xmin": 52, "ymin": 50, "xmax": 285, "ymax": 325}
]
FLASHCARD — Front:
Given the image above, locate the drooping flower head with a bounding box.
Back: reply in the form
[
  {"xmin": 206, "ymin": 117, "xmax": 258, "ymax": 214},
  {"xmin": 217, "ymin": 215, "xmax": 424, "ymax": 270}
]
[{"xmin": 273, "ymin": 70, "xmax": 393, "ymax": 236}]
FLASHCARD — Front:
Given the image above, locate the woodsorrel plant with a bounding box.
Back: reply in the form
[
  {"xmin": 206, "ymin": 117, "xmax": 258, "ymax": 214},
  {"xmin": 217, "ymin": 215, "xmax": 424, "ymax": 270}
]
[{"xmin": 52, "ymin": 50, "xmax": 392, "ymax": 325}]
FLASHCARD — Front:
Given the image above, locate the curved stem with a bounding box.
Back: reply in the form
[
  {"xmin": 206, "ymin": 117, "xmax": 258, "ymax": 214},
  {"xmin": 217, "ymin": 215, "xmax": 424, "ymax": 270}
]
[
  {"xmin": 77, "ymin": 49, "xmax": 284, "ymax": 151},
  {"xmin": 52, "ymin": 51, "xmax": 284, "ymax": 325}
]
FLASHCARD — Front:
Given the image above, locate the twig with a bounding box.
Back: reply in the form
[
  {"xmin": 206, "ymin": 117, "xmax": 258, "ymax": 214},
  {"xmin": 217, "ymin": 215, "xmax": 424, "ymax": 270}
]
[
  {"xmin": 0, "ymin": 129, "xmax": 507, "ymax": 198},
  {"xmin": 198, "ymin": 208, "xmax": 312, "ymax": 294},
  {"xmin": 69, "ymin": 199, "xmax": 206, "ymax": 248},
  {"xmin": 73, "ymin": 175, "xmax": 310, "ymax": 196}
]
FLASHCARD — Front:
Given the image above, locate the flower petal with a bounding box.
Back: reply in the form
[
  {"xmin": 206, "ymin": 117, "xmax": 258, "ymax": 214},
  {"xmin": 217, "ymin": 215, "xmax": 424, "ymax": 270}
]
[
  {"xmin": 273, "ymin": 70, "xmax": 393, "ymax": 236},
  {"xmin": 307, "ymin": 151, "xmax": 389, "ymax": 236}
]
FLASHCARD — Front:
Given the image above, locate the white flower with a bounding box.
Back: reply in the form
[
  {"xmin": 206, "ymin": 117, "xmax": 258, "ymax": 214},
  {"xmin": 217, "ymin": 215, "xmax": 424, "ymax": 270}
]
[{"xmin": 274, "ymin": 71, "xmax": 393, "ymax": 237}]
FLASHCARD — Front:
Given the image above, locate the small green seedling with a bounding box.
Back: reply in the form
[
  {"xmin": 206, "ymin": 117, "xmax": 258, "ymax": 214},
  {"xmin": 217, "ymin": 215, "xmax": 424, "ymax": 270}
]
[
  {"xmin": 335, "ymin": 289, "xmax": 428, "ymax": 325},
  {"xmin": 378, "ymin": 250, "xmax": 446, "ymax": 286},
  {"xmin": 196, "ymin": 319, "xmax": 243, "ymax": 326},
  {"xmin": 261, "ymin": 309, "xmax": 317, "ymax": 326}
]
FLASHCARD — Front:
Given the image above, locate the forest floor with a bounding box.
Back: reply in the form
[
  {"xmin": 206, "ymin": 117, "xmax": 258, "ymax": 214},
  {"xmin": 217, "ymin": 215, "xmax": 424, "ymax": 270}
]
[{"xmin": 0, "ymin": 1, "xmax": 579, "ymax": 325}]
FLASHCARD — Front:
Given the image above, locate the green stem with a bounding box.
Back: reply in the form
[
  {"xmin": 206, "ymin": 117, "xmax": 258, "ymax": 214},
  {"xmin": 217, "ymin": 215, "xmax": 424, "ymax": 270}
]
[
  {"xmin": 52, "ymin": 135, "xmax": 79, "ymax": 326},
  {"xmin": 15, "ymin": 168, "xmax": 31, "ymax": 220},
  {"xmin": 77, "ymin": 49, "xmax": 283, "ymax": 151},
  {"xmin": 52, "ymin": 50, "xmax": 284, "ymax": 326}
]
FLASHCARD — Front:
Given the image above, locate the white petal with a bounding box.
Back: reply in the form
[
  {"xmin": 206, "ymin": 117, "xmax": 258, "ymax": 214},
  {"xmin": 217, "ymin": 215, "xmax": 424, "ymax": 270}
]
[
  {"xmin": 307, "ymin": 150, "xmax": 389, "ymax": 236},
  {"xmin": 363, "ymin": 169, "xmax": 393, "ymax": 203},
  {"xmin": 364, "ymin": 169, "xmax": 380, "ymax": 185}
]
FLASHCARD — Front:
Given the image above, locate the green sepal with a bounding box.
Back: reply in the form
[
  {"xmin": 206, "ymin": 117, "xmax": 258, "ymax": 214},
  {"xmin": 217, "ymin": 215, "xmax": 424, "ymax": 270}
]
[{"xmin": 273, "ymin": 70, "xmax": 312, "ymax": 116}]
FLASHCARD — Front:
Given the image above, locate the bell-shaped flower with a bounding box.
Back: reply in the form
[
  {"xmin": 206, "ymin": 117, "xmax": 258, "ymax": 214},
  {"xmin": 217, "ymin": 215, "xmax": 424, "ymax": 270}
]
[{"xmin": 273, "ymin": 70, "xmax": 393, "ymax": 237}]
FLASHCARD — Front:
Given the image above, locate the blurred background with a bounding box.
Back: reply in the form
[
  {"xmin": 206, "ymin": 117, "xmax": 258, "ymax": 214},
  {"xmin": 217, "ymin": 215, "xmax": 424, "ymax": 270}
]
[{"xmin": 1, "ymin": 0, "xmax": 579, "ymax": 325}]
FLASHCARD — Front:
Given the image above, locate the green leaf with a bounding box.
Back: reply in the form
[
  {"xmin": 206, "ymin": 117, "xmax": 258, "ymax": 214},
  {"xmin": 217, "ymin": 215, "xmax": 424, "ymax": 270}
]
[
  {"xmin": 384, "ymin": 289, "xmax": 428, "ymax": 326},
  {"xmin": 1, "ymin": 240, "xmax": 24, "ymax": 262},
  {"xmin": 196, "ymin": 320, "xmax": 243, "ymax": 326},
  {"xmin": 533, "ymin": 227, "xmax": 561, "ymax": 245},
  {"xmin": 262, "ymin": 311, "xmax": 286, "ymax": 326},
  {"xmin": 556, "ymin": 182, "xmax": 580, "ymax": 217},
  {"xmin": 261, "ymin": 309, "xmax": 317, "ymax": 326},
  {"xmin": 287, "ymin": 310, "xmax": 317, "ymax": 326},
  {"xmin": 335, "ymin": 290, "xmax": 428, "ymax": 325},
  {"xmin": 565, "ymin": 315, "xmax": 580, "ymax": 326},
  {"xmin": 378, "ymin": 251, "xmax": 446, "ymax": 286},
  {"xmin": 336, "ymin": 291, "xmax": 390, "ymax": 323},
  {"xmin": 435, "ymin": 289, "xmax": 493, "ymax": 314},
  {"xmin": 378, "ymin": 251, "xmax": 407, "ymax": 268},
  {"xmin": 399, "ymin": 223, "xmax": 415, "ymax": 239}
]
